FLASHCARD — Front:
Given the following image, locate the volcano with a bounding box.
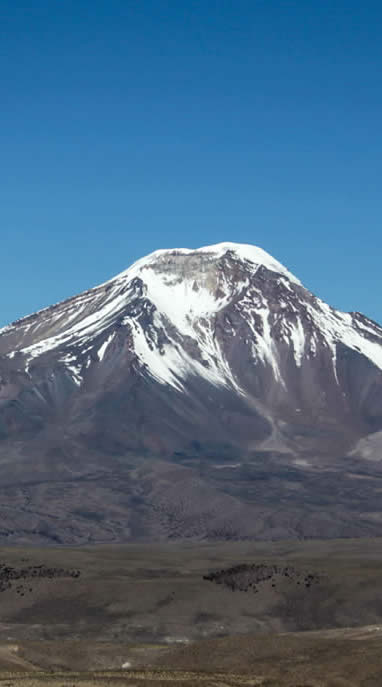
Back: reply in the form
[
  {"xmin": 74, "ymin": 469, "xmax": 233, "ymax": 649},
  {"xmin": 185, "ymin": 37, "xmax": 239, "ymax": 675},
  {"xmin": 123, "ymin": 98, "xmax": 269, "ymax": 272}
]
[{"xmin": 0, "ymin": 242, "xmax": 381, "ymax": 544}]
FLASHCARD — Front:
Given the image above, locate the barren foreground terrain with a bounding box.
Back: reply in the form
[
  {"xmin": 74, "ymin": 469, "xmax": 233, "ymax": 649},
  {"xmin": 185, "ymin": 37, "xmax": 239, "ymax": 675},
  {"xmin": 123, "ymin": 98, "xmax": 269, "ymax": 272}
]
[
  {"xmin": 0, "ymin": 626, "xmax": 382, "ymax": 686},
  {"xmin": 0, "ymin": 541, "xmax": 379, "ymax": 684}
]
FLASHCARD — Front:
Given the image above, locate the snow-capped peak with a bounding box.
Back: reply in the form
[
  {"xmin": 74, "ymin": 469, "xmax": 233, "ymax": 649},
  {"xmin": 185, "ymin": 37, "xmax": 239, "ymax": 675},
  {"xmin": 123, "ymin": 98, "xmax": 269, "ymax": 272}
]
[
  {"xmin": 114, "ymin": 242, "xmax": 301, "ymax": 287},
  {"xmin": 1, "ymin": 241, "xmax": 382, "ymax": 400}
]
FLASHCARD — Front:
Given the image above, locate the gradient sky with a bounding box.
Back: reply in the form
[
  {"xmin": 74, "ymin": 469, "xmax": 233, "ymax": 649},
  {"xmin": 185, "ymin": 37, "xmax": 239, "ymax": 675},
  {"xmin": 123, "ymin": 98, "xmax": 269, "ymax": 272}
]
[{"xmin": 1, "ymin": 0, "xmax": 382, "ymax": 326}]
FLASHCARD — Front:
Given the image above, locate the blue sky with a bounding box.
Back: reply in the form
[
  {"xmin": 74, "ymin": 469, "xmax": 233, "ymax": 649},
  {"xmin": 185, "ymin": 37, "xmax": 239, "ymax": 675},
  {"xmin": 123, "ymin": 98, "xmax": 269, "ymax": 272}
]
[{"xmin": 1, "ymin": 0, "xmax": 382, "ymax": 326}]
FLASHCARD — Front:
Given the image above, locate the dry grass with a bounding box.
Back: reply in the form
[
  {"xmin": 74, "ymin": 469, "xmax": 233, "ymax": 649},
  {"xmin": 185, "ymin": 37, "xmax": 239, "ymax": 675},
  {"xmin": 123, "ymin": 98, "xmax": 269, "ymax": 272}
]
[
  {"xmin": 0, "ymin": 629, "xmax": 381, "ymax": 686},
  {"xmin": 0, "ymin": 541, "xmax": 379, "ymax": 684},
  {"xmin": 0, "ymin": 539, "xmax": 382, "ymax": 644}
]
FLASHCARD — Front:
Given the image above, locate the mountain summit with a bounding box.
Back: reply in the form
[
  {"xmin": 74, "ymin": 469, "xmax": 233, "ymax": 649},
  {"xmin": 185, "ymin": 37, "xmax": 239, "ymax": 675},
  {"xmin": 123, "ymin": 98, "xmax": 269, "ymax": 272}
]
[{"xmin": 0, "ymin": 242, "xmax": 382, "ymax": 544}]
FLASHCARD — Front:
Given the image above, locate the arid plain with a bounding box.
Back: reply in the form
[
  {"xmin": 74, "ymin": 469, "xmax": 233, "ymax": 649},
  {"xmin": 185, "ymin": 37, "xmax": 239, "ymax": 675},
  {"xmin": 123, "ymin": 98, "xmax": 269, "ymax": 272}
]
[{"xmin": 0, "ymin": 540, "xmax": 380, "ymax": 685}]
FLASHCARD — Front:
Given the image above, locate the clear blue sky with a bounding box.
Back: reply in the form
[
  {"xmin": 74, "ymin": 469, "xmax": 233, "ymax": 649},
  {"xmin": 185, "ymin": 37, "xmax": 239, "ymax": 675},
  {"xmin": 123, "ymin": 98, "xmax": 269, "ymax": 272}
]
[{"xmin": 1, "ymin": 0, "xmax": 382, "ymax": 326}]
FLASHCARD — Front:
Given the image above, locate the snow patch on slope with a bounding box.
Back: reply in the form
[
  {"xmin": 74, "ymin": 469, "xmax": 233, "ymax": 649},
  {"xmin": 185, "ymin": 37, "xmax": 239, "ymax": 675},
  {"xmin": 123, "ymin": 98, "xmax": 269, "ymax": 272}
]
[
  {"xmin": 131, "ymin": 313, "xmax": 245, "ymax": 395},
  {"xmin": 59, "ymin": 354, "xmax": 82, "ymax": 386},
  {"xmin": 98, "ymin": 333, "xmax": 115, "ymax": 361},
  {"xmin": 309, "ymin": 301, "xmax": 382, "ymax": 375},
  {"xmin": 288, "ymin": 318, "xmax": 306, "ymax": 367}
]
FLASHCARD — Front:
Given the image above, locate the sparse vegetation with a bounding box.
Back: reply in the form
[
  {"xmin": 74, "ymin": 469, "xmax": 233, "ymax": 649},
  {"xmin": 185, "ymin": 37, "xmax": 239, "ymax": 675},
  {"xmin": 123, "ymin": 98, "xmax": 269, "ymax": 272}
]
[
  {"xmin": 203, "ymin": 563, "xmax": 321, "ymax": 593},
  {"xmin": 0, "ymin": 541, "xmax": 378, "ymax": 685}
]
